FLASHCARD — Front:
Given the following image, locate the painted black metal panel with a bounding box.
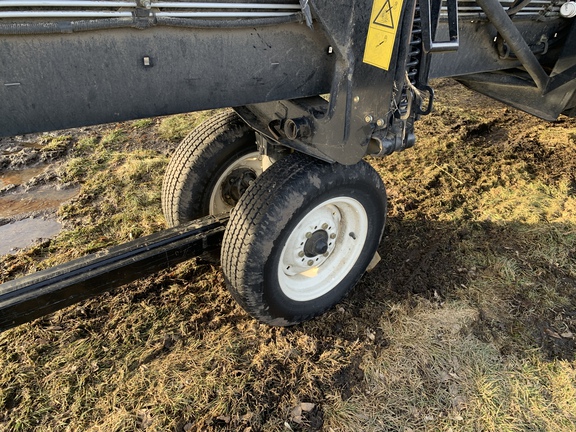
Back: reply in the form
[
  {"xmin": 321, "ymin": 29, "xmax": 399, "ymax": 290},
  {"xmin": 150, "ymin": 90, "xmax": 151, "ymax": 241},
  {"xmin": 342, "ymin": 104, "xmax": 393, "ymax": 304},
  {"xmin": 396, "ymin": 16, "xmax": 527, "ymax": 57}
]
[{"xmin": 0, "ymin": 23, "xmax": 334, "ymax": 136}]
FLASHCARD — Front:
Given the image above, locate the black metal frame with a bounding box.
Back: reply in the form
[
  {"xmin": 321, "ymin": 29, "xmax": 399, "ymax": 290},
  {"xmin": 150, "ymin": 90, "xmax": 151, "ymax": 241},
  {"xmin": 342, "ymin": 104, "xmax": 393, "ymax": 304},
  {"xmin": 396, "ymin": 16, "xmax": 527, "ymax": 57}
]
[
  {"xmin": 430, "ymin": 2, "xmax": 576, "ymax": 120},
  {"xmin": 235, "ymin": 0, "xmax": 423, "ymax": 164}
]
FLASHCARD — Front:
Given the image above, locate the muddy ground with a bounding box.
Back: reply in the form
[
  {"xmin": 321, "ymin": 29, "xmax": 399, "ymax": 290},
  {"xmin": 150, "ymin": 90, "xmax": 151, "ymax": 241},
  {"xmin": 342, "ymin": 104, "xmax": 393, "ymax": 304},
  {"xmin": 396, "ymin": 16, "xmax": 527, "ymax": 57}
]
[{"xmin": 0, "ymin": 81, "xmax": 575, "ymax": 431}]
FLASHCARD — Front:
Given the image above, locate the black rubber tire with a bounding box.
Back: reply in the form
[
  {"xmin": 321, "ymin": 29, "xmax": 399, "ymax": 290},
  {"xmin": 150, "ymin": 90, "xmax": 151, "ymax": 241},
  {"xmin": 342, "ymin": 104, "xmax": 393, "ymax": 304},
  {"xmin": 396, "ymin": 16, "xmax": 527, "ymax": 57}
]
[
  {"xmin": 222, "ymin": 152, "xmax": 387, "ymax": 326},
  {"xmin": 162, "ymin": 110, "xmax": 257, "ymax": 227}
]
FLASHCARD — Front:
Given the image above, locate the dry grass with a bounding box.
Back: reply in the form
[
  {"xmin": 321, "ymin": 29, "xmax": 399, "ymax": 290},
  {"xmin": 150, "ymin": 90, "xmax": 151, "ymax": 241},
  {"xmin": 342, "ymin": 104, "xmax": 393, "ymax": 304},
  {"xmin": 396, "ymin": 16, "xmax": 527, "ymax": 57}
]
[{"xmin": 1, "ymin": 81, "xmax": 575, "ymax": 431}]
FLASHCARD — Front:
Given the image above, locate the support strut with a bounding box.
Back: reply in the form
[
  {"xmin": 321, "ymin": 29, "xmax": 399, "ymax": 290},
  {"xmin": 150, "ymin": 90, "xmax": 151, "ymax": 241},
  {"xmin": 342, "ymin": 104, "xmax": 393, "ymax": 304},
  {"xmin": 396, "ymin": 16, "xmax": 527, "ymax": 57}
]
[
  {"xmin": 0, "ymin": 214, "xmax": 228, "ymax": 332},
  {"xmin": 475, "ymin": 0, "xmax": 549, "ymax": 91}
]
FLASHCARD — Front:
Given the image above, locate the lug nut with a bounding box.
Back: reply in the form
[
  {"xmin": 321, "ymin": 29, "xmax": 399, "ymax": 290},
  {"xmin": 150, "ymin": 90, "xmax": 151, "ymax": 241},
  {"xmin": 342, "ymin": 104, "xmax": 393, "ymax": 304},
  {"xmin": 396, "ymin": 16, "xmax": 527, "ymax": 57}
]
[
  {"xmin": 330, "ymin": 233, "xmax": 336, "ymax": 239},
  {"xmin": 307, "ymin": 260, "xmax": 314, "ymax": 266},
  {"xmin": 306, "ymin": 232, "xmax": 312, "ymax": 238},
  {"xmin": 298, "ymin": 251, "xmax": 305, "ymax": 257},
  {"xmin": 321, "ymin": 223, "xmax": 328, "ymax": 230}
]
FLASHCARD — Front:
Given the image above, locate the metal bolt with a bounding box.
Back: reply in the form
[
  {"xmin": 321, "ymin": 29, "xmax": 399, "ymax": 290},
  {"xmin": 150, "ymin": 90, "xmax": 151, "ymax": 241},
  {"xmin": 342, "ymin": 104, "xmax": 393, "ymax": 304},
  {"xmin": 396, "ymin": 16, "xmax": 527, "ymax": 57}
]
[
  {"xmin": 321, "ymin": 223, "xmax": 328, "ymax": 230},
  {"xmin": 323, "ymin": 252, "xmax": 329, "ymax": 257},
  {"xmin": 307, "ymin": 260, "xmax": 314, "ymax": 266},
  {"xmin": 298, "ymin": 251, "xmax": 305, "ymax": 258},
  {"xmin": 305, "ymin": 232, "xmax": 312, "ymax": 238},
  {"xmin": 353, "ymin": 96, "xmax": 360, "ymax": 103},
  {"xmin": 364, "ymin": 115, "xmax": 373, "ymax": 123},
  {"xmin": 330, "ymin": 233, "xmax": 336, "ymax": 239},
  {"xmin": 376, "ymin": 118, "xmax": 385, "ymax": 127}
]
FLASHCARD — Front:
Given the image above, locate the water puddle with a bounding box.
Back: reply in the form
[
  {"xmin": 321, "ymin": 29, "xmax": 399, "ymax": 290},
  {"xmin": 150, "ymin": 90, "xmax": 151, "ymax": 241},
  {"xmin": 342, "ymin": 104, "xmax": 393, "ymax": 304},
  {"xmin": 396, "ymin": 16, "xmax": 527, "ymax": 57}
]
[
  {"xmin": 0, "ymin": 142, "xmax": 43, "ymax": 155},
  {"xmin": 0, "ymin": 185, "xmax": 79, "ymax": 218},
  {"xmin": 0, "ymin": 137, "xmax": 74, "ymax": 255},
  {"xmin": 0, "ymin": 165, "xmax": 48, "ymax": 188},
  {"xmin": 0, "ymin": 218, "xmax": 62, "ymax": 255}
]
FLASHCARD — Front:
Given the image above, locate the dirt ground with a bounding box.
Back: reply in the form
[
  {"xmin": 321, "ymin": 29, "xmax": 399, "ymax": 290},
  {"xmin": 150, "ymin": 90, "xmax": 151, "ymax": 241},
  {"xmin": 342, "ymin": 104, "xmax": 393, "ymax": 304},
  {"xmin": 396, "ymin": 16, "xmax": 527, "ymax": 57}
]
[{"xmin": 0, "ymin": 80, "xmax": 575, "ymax": 431}]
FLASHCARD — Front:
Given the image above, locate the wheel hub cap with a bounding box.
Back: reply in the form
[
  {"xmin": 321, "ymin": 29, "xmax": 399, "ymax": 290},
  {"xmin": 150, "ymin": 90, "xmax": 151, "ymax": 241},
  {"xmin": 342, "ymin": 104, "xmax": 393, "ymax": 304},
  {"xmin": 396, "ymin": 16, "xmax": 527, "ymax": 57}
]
[
  {"xmin": 208, "ymin": 151, "xmax": 262, "ymax": 214},
  {"xmin": 222, "ymin": 167, "xmax": 257, "ymax": 206},
  {"xmin": 304, "ymin": 230, "xmax": 329, "ymax": 257}
]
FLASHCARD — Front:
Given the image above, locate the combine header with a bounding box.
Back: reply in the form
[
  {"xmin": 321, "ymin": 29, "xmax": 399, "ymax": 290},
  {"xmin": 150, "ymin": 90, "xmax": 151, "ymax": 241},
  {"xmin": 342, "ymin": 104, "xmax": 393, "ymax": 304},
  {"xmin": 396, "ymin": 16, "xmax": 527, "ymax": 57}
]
[{"xmin": 1, "ymin": 0, "xmax": 576, "ymax": 329}]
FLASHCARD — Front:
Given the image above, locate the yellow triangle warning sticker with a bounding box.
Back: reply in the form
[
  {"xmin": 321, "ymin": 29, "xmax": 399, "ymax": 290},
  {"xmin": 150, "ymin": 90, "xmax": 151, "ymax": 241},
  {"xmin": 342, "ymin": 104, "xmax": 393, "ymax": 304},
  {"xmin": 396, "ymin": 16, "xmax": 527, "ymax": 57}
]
[
  {"xmin": 363, "ymin": 0, "xmax": 405, "ymax": 71},
  {"xmin": 373, "ymin": 0, "xmax": 394, "ymax": 29}
]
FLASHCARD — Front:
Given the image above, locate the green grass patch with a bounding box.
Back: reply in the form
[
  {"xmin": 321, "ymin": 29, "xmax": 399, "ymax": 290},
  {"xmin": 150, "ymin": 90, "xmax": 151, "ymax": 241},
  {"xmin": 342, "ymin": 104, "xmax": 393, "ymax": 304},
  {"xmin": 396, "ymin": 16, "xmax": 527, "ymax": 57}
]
[{"xmin": 158, "ymin": 111, "xmax": 215, "ymax": 142}]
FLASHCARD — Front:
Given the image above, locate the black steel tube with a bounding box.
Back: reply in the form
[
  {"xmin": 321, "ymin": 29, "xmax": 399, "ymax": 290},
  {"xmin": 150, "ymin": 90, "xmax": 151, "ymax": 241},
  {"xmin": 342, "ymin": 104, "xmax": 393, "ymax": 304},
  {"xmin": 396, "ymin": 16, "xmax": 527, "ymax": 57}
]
[
  {"xmin": 155, "ymin": 14, "xmax": 300, "ymax": 28},
  {"xmin": 0, "ymin": 14, "xmax": 300, "ymax": 35},
  {"xmin": 0, "ymin": 18, "xmax": 137, "ymax": 35},
  {"xmin": 0, "ymin": 214, "xmax": 228, "ymax": 332},
  {"xmin": 475, "ymin": 0, "xmax": 549, "ymax": 90}
]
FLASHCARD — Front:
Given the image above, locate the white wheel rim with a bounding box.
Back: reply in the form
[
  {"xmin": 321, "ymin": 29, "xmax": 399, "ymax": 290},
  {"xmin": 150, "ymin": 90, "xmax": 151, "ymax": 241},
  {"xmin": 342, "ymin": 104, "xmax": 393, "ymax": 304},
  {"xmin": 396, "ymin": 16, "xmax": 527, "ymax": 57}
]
[
  {"xmin": 209, "ymin": 151, "xmax": 262, "ymax": 214},
  {"xmin": 278, "ymin": 197, "xmax": 369, "ymax": 302}
]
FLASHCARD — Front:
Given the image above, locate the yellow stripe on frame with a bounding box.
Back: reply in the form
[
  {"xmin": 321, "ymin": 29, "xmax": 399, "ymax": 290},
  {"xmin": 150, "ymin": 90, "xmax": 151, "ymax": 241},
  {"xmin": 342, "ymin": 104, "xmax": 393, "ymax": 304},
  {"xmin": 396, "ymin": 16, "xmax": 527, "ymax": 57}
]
[{"xmin": 363, "ymin": 0, "xmax": 405, "ymax": 71}]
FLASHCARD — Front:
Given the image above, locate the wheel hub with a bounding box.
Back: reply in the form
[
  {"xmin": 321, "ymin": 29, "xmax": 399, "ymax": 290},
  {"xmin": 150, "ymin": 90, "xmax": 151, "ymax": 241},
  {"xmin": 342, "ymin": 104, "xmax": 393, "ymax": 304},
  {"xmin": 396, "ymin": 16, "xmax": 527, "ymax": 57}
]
[
  {"xmin": 304, "ymin": 230, "xmax": 329, "ymax": 257},
  {"xmin": 221, "ymin": 167, "xmax": 257, "ymax": 206},
  {"xmin": 282, "ymin": 206, "xmax": 340, "ymax": 275},
  {"xmin": 209, "ymin": 151, "xmax": 262, "ymax": 215}
]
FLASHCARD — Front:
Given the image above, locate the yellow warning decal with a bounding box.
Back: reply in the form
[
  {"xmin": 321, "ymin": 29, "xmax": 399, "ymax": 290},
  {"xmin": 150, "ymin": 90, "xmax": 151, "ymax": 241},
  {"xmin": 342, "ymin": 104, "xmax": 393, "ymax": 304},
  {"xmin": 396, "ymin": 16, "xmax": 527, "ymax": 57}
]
[{"xmin": 363, "ymin": 0, "xmax": 405, "ymax": 71}]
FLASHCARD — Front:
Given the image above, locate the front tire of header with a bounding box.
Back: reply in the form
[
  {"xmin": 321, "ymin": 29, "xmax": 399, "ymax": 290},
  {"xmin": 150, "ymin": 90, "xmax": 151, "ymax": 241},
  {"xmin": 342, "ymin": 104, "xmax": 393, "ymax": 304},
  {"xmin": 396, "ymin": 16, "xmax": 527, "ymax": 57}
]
[{"xmin": 221, "ymin": 152, "xmax": 387, "ymax": 326}]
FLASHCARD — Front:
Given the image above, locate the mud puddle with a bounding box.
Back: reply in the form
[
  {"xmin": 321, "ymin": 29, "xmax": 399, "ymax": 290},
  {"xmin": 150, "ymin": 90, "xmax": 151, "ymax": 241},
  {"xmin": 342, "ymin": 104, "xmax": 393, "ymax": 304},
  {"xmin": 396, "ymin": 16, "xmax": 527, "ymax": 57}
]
[
  {"xmin": 0, "ymin": 184, "xmax": 79, "ymax": 219},
  {"xmin": 0, "ymin": 141, "xmax": 43, "ymax": 155},
  {"xmin": 0, "ymin": 134, "xmax": 79, "ymax": 255},
  {"xmin": 0, "ymin": 165, "xmax": 48, "ymax": 189},
  {"xmin": 0, "ymin": 182, "xmax": 79, "ymax": 255},
  {"xmin": 0, "ymin": 218, "xmax": 62, "ymax": 255}
]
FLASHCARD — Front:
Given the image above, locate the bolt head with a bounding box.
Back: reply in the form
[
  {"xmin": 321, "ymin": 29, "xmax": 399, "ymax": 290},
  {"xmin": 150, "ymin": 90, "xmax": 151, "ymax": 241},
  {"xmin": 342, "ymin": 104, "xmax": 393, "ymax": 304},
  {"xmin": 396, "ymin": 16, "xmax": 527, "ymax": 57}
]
[
  {"xmin": 365, "ymin": 115, "xmax": 373, "ymax": 123},
  {"xmin": 321, "ymin": 223, "xmax": 328, "ymax": 230},
  {"xmin": 298, "ymin": 251, "xmax": 305, "ymax": 258},
  {"xmin": 330, "ymin": 233, "xmax": 336, "ymax": 239},
  {"xmin": 353, "ymin": 96, "xmax": 360, "ymax": 103},
  {"xmin": 307, "ymin": 260, "xmax": 314, "ymax": 266},
  {"xmin": 376, "ymin": 118, "xmax": 385, "ymax": 127},
  {"xmin": 305, "ymin": 232, "xmax": 312, "ymax": 239}
]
